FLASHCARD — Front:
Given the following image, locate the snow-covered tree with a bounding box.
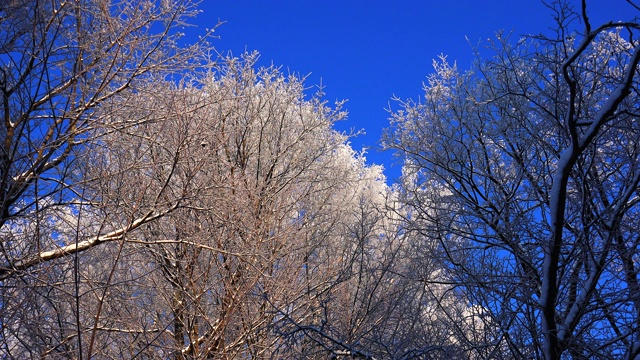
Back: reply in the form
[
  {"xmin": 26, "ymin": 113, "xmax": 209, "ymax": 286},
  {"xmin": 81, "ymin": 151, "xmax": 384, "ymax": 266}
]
[
  {"xmin": 0, "ymin": 0, "xmax": 214, "ymax": 279},
  {"xmin": 0, "ymin": 1, "xmax": 218, "ymax": 357},
  {"xmin": 1, "ymin": 50, "xmax": 403, "ymax": 358},
  {"xmin": 386, "ymin": 2, "xmax": 640, "ymax": 358}
]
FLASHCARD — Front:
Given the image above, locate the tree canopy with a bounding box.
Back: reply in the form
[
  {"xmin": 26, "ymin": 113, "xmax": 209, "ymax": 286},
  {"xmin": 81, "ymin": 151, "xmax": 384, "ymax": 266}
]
[{"xmin": 1, "ymin": 0, "xmax": 640, "ymax": 359}]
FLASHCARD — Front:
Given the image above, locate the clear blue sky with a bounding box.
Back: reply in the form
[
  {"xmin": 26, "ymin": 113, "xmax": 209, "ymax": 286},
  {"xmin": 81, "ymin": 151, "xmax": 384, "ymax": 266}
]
[{"xmin": 189, "ymin": 1, "xmax": 633, "ymax": 182}]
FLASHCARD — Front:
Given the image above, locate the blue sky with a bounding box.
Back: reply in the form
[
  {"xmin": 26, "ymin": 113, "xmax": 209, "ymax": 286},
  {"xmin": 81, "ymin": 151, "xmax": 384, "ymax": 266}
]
[{"xmin": 190, "ymin": 1, "xmax": 633, "ymax": 181}]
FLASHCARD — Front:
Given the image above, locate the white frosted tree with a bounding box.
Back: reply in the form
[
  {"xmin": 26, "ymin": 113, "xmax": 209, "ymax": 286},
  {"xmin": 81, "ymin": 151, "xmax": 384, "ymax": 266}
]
[
  {"xmin": 1, "ymin": 52, "xmax": 408, "ymax": 358},
  {"xmin": 0, "ymin": 0, "xmax": 214, "ymax": 278},
  {"xmin": 0, "ymin": 0, "xmax": 216, "ymax": 357},
  {"xmin": 386, "ymin": 1, "xmax": 640, "ymax": 358}
]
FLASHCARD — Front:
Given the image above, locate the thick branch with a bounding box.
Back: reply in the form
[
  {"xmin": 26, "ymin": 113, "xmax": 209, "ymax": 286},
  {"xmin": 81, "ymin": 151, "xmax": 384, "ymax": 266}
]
[{"xmin": 0, "ymin": 205, "xmax": 179, "ymax": 280}]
